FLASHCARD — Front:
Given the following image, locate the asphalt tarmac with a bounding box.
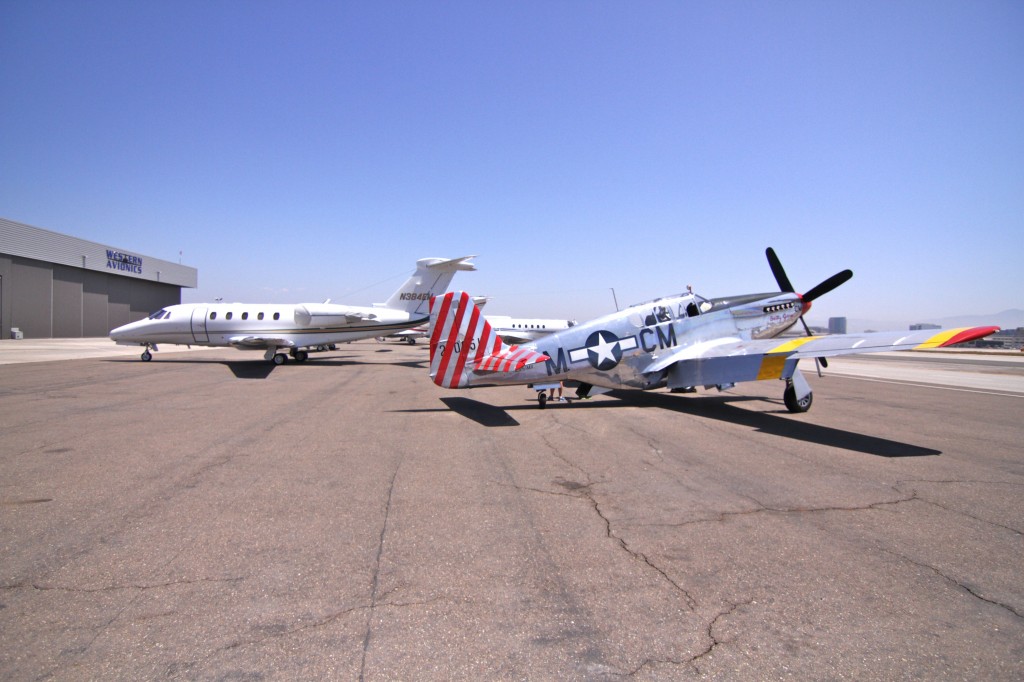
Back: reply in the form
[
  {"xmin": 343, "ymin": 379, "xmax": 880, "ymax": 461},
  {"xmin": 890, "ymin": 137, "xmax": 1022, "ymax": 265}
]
[{"xmin": 1, "ymin": 341, "xmax": 1022, "ymax": 679}]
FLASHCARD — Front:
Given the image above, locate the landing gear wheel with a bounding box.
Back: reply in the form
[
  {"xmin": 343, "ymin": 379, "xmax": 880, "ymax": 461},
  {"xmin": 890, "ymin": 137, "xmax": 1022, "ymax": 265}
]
[
  {"xmin": 292, "ymin": 350, "xmax": 308, "ymax": 363},
  {"xmin": 272, "ymin": 353, "xmax": 287, "ymax": 365},
  {"xmin": 141, "ymin": 350, "xmax": 152, "ymax": 362},
  {"xmin": 538, "ymin": 393, "xmax": 548, "ymax": 409},
  {"xmin": 406, "ymin": 337, "xmax": 416, "ymax": 345},
  {"xmin": 784, "ymin": 384, "xmax": 812, "ymax": 413}
]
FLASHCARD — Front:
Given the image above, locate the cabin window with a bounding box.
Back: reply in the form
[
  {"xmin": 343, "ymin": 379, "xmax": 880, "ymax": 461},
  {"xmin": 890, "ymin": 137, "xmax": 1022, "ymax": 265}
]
[
  {"xmin": 258, "ymin": 312, "xmax": 264, "ymax": 320},
  {"xmin": 241, "ymin": 312, "xmax": 248, "ymax": 320},
  {"xmin": 226, "ymin": 312, "xmax": 233, "ymax": 320},
  {"xmin": 210, "ymin": 312, "xmax": 217, "ymax": 320},
  {"xmin": 273, "ymin": 312, "xmax": 280, "ymax": 321}
]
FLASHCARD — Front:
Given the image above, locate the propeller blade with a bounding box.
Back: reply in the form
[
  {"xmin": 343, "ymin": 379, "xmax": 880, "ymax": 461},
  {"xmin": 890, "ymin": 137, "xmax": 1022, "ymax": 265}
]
[
  {"xmin": 798, "ymin": 309, "xmax": 828, "ymax": 367},
  {"xmin": 766, "ymin": 247, "xmax": 794, "ymax": 293},
  {"xmin": 803, "ymin": 269, "xmax": 853, "ymax": 302}
]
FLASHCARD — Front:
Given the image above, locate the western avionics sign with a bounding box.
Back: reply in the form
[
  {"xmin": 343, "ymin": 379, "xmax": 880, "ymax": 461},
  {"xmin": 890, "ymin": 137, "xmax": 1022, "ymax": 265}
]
[{"xmin": 106, "ymin": 250, "xmax": 143, "ymax": 274}]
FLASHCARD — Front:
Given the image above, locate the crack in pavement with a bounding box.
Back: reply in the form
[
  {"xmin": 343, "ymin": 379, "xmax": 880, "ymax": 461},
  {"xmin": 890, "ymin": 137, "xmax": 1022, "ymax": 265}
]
[
  {"xmin": 16, "ymin": 575, "xmax": 246, "ymax": 593},
  {"xmin": 881, "ymin": 547, "xmax": 1023, "ymax": 620},
  {"xmin": 642, "ymin": 491, "xmax": 919, "ymax": 529},
  {"xmin": 687, "ymin": 598, "xmax": 757, "ymax": 673},
  {"xmin": 895, "ymin": 479, "xmax": 1024, "ymax": 536},
  {"xmin": 496, "ymin": 480, "xmax": 698, "ymax": 611},
  {"xmin": 625, "ymin": 598, "xmax": 756, "ymax": 677},
  {"xmin": 359, "ymin": 457, "xmax": 403, "ymax": 682}
]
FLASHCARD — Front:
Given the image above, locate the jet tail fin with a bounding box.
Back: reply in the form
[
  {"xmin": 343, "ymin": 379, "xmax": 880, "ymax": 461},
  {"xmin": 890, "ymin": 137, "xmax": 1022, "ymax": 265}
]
[
  {"xmin": 384, "ymin": 256, "xmax": 476, "ymax": 315},
  {"xmin": 429, "ymin": 291, "xmax": 548, "ymax": 388}
]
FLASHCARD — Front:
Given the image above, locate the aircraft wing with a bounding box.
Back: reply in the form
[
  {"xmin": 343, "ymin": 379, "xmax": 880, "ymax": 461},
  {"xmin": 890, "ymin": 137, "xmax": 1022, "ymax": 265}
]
[
  {"xmin": 644, "ymin": 326, "xmax": 999, "ymax": 388},
  {"xmin": 228, "ymin": 336, "xmax": 298, "ymax": 349}
]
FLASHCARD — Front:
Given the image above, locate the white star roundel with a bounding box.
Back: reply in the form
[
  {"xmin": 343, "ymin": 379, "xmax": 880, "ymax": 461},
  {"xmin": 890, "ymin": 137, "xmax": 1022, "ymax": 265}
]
[{"xmin": 568, "ymin": 331, "xmax": 638, "ymax": 370}]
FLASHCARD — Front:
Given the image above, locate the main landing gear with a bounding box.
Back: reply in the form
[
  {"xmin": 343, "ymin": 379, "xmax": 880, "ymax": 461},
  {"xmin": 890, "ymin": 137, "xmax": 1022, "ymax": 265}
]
[
  {"xmin": 263, "ymin": 348, "xmax": 310, "ymax": 365},
  {"xmin": 783, "ymin": 380, "xmax": 813, "ymax": 413}
]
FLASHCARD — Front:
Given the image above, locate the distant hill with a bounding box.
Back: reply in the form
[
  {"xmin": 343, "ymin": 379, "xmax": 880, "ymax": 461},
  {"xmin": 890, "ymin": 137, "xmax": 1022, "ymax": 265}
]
[
  {"xmin": 924, "ymin": 309, "xmax": 1024, "ymax": 330},
  {"xmin": 810, "ymin": 309, "xmax": 1023, "ymax": 333}
]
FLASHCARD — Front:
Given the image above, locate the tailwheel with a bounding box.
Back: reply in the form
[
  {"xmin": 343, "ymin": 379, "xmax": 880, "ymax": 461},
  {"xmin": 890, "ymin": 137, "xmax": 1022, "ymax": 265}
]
[
  {"xmin": 538, "ymin": 393, "xmax": 548, "ymax": 409},
  {"xmin": 783, "ymin": 382, "xmax": 813, "ymax": 413}
]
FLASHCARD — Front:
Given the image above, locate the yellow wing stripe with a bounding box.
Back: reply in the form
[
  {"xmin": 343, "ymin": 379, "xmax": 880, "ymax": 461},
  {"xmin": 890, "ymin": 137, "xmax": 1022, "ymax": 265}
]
[
  {"xmin": 757, "ymin": 355, "xmax": 789, "ymax": 380},
  {"xmin": 767, "ymin": 336, "xmax": 819, "ymax": 354},
  {"xmin": 915, "ymin": 327, "xmax": 968, "ymax": 350}
]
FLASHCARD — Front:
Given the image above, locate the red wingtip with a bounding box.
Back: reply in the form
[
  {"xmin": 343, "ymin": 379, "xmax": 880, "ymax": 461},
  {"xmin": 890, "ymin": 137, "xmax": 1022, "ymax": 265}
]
[{"xmin": 940, "ymin": 326, "xmax": 1001, "ymax": 347}]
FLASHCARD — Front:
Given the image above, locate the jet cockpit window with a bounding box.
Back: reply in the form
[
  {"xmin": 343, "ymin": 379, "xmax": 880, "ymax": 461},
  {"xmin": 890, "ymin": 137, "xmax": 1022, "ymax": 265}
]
[{"xmin": 147, "ymin": 309, "xmax": 170, "ymax": 320}]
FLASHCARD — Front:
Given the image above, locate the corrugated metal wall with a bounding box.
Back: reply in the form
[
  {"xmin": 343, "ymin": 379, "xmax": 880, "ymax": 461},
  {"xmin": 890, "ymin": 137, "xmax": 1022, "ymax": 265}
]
[
  {"xmin": 0, "ymin": 218, "xmax": 194, "ymax": 339},
  {"xmin": 0, "ymin": 216, "xmax": 197, "ymax": 288}
]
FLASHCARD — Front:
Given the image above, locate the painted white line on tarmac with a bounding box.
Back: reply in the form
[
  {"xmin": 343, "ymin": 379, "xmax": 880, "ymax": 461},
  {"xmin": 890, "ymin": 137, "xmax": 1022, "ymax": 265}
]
[{"xmin": 825, "ymin": 373, "xmax": 1024, "ymax": 399}]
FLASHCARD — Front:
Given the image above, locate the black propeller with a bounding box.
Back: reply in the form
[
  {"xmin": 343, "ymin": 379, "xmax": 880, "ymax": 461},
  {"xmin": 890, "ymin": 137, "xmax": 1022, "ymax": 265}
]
[
  {"xmin": 803, "ymin": 269, "xmax": 853, "ymax": 303},
  {"xmin": 765, "ymin": 247, "xmax": 853, "ymax": 370}
]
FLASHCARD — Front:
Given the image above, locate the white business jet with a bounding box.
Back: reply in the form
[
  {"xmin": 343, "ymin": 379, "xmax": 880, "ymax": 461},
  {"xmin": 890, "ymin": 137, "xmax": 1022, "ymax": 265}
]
[
  {"xmin": 484, "ymin": 315, "xmax": 577, "ymax": 344},
  {"xmin": 110, "ymin": 256, "xmax": 475, "ymax": 364}
]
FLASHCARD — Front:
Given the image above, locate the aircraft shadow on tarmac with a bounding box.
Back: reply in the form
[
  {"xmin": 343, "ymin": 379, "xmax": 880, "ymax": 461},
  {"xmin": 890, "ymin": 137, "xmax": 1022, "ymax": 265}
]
[
  {"xmin": 109, "ymin": 352, "xmax": 427, "ymax": 379},
  {"xmin": 414, "ymin": 391, "xmax": 941, "ymax": 458}
]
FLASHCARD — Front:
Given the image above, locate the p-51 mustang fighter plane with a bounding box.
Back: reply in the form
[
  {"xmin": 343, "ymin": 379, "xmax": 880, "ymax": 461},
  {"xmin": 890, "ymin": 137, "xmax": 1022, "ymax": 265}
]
[
  {"xmin": 111, "ymin": 256, "xmax": 475, "ymax": 364},
  {"xmin": 429, "ymin": 249, "xmax": 999, "ymax": 411}
]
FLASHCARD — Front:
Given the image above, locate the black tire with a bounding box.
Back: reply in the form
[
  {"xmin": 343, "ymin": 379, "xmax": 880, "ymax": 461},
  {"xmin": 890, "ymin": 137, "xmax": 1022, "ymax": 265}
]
[
  {"xmin": 784, "ymin": 384, "xmax": 812, "ymax": 413},
  {"xmin": 272, "ymin": 353, "xmax": 287, "ymax": 365},
  {"xmin": 293, "ymin": 350, "xmax": 309, "ymax": 363},
  {"xmin": 538, "ymin": 393, "xmax": 548, "ymax": 409},
  {"xmin": 141, "ymin": 350, "xmax": 152, "ymax": 362}
]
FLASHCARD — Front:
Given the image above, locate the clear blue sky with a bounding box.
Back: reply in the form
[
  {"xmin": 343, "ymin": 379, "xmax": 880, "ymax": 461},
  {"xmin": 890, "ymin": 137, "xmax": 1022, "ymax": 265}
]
[{"xmin": 2, "ymin": 1, "xmax": 1021, "ymax": 328}]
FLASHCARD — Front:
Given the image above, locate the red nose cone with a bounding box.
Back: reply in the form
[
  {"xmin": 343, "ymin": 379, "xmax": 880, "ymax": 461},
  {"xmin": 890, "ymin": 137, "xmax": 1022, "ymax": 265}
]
[{"xmin": 801, "ymin": 297, "xmax": 812, "ymax": 315}]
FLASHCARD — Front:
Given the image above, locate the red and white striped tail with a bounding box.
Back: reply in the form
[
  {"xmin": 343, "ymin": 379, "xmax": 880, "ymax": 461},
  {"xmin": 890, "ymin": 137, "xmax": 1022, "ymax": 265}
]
[{"xmin": 429, "ymin": 291, "xmax": 548, "ymax": 389}]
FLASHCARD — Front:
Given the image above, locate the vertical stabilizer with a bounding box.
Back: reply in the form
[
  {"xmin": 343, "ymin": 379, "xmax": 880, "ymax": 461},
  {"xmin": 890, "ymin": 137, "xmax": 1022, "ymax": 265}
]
[
  {"xmin": 430, "ymin": 291, "xmax": 501, "ymax": 388},
  {"xmin": 384, "ymin": 256, "xmax": 476, "ymax": 316},
  {"xmin": 429, "ymin": 290, "xmax": 548, "ymax": 388}
]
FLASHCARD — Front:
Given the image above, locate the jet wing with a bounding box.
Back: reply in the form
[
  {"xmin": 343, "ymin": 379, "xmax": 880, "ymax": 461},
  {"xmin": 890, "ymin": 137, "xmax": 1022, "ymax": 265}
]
[
  {"xmin": 228, "ymin": 336, "xmax": 298, "ymax": 349},
  {"xmin": 493, "ymin": 332, "xmax": 534, "ymax": 346},
  {"xmin": 644, "ymin": 326, "xmax": 999, "ymax": 389}
]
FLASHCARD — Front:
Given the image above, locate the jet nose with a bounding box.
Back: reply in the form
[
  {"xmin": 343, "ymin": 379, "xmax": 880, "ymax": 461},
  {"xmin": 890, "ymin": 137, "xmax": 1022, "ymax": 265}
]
[{"xmin": 109, "ymin": 320, "xmax": 139, "ymax": 342}]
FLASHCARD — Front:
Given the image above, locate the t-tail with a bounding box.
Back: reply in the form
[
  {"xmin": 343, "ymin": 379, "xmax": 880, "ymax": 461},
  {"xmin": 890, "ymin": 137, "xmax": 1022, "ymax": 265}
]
[
  {"xmin": 384, "ymin": 256, "xmax": 477, "ymax": 316},
  {"xmin": 429, "ymin": 291, "xmax": 549, "ymax": 388}
]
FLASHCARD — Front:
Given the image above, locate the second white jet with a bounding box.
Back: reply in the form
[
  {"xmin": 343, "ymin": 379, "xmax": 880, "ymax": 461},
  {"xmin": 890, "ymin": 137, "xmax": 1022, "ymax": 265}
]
[{"xmin": 110, "ymin": 256, "xmax": 476, "ymax": 364}]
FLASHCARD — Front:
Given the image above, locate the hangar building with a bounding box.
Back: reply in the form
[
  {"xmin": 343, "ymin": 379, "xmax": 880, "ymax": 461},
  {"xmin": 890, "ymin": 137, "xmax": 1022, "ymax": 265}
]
[{"xmin": 0, "ymin": 217, "xmax": 197, "ymax": 339}]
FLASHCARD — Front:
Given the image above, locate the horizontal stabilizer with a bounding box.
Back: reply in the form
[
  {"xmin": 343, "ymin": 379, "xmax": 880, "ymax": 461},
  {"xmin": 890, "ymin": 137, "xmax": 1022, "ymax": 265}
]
[
  {"xmin": 475, "ymin": 346, "xmax": 550, "ymax": 374},
  {"xmin": 421, "ymin": 255, "xmax": 477, "ymax": 272}
]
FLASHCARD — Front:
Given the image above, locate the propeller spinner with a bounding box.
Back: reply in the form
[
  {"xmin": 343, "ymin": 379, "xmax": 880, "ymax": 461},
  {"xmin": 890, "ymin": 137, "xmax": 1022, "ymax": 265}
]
[{"xmin": 765, "ymin": 247, "xmax": 853, "ymax": 369}]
